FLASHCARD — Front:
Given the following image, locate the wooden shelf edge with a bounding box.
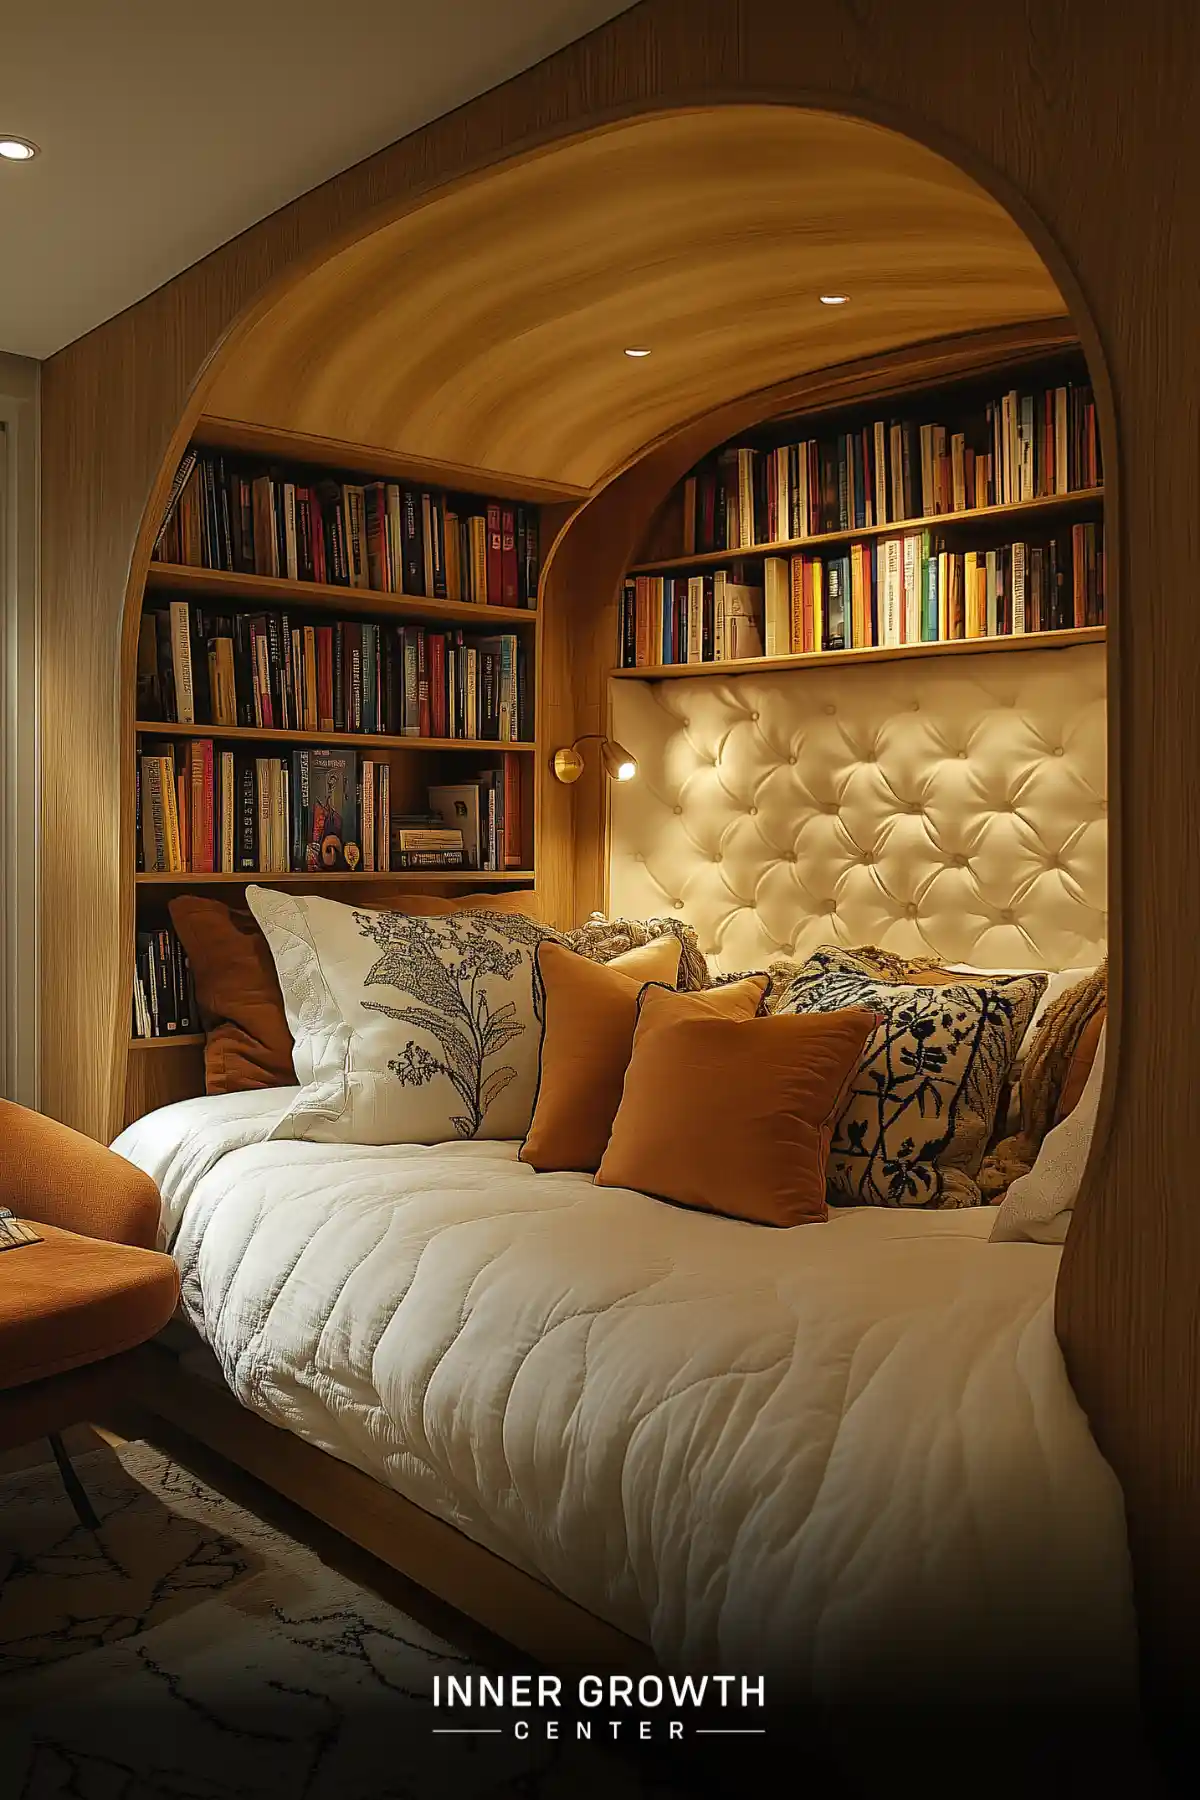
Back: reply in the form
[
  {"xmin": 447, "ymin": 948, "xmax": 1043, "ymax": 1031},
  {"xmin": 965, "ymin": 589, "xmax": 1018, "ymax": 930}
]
[
  {"xmin": 191, "ymin": 415, "xmax": 589, "ymax": 506},
  {"xmin": 135, "ymin": 721, "xmax": 535, "ymax": 752},
  {"xmin": 135, "ymin": 870, "xmax": 537, "ymax": 887},
  {"xmin": 610, "ymin": 626, "xmax": 1105, "ymax": 680},
  {"xmin": 146, "ymin": 561, "xmax": 539, "ymax": 627},
  {"xmin": 129, "ymin": 1034, "xmax": 206, "ymax": 1051},
  {"xmin": 628, "ymin": 488, "xmax": 1104, "ymax": 575}
]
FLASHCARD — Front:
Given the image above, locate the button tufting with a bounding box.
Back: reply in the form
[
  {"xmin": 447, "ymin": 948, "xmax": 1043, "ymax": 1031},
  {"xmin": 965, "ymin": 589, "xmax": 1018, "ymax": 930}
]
[
  {"xmin": 748, "ymin": 806, "xmax": 758, "ymax": 817},
  {"xmin": 788, "ymin": 754, "xmax": 798, "ymax": 765},
  {"xmin": 1000, "ymin": 909, "xmax": 1014, "ymax": 922},
  {"xmin": 823, "ymin": 704, "xmax": 836, "ymax": 715},
  {"xmin": 673, "ymin": 805, "xmax": 683, "ymax": 815},
  {"xmin": 910, "ymin": 700, "xmax": 920, "ymax": 711},
  {"xmin": 1053, "ymin": 746, "xmax": 1065, "ymax": 756},
  {"xmin": 635, "ymin": 853, "xmax": 644, "ymax": 863},
  {"xmin": 713, "ymin": 853, "xmax": 722, "ymax": 863},
  {"xmin": 673, "ymin": 900, "xmax": 684, "ymax": 909},
  {"xmin": 953, "ymin": 854, "xmax": 968, "ymax": 867},
  {"xmin": 750, "ymin": 710, "xmax": 760, "ymax": 721},
  {"xmin": 905, "ymin": 903, "xmax": 918, "ymax": 918},
  {"xmin": 957, "ymin": 749, "xmax": 968, "ymax": 759}
]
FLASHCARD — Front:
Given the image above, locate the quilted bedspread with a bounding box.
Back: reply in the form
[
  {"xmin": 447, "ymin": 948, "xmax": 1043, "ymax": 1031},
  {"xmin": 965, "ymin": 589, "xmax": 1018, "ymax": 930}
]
[{"xmin": 113, "ymin": 1090, "xmax": 1137, "ymax": 1706}]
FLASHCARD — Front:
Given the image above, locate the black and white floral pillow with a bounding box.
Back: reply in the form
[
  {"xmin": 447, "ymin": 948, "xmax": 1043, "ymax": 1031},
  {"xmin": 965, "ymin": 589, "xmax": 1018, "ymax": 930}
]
[
  {"xmin": 775, "ymin": 946, "xmax": 1046, "ymax": 1208},
  {"xmin": 247, "ymin": 887, "xmax": 563, "ymax": 1145}
]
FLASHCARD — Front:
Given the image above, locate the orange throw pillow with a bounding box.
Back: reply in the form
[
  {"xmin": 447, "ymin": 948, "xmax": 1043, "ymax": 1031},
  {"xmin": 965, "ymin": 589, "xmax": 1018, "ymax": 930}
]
[
  {"xmin": 1055, "ymin": 1005, "xmax": 1106, "ymax": 1123},
  {"xmin": 595, "ymin": 991, "xmax": 876, "ymax": 1226},
  {"xmin": 520, "ymin": 947, "xmax": 766, "ymax": 1174},
  {"xmin": 169, "ymin": 890, "xmax": 540, "ymax": 1096}
]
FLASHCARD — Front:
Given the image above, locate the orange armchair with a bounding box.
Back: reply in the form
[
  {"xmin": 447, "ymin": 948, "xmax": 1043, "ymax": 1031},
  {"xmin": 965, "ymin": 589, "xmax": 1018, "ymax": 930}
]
[{"xmin": 0, "ymin": 1101, "xmax": 180, "ymax": 1525}]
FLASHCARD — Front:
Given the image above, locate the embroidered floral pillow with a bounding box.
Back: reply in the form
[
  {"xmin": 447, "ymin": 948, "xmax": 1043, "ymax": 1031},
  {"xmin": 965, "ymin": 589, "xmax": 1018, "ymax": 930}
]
[
  {"xmin": 246, "ymin": 886, "xmax": 562, "ymax": 1145},
  {"xmin": 774, "ymin": 946, "xmax": 1046, "ymax": 1208}
]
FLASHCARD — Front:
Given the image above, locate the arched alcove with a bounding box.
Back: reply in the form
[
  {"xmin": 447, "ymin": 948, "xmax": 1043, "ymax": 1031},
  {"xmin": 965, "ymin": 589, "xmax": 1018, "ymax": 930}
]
[{"xmin": 37, "ymin": 0, "xmax": 1200, "ymax": 1726}]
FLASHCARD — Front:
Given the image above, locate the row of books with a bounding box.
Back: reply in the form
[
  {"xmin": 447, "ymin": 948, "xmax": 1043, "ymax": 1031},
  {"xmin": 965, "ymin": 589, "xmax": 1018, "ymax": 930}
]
[
  {"xmin": 154, "ymin": 449, "xmax": 540, "ymax": 608},
  {"xmin": 138, "ymin": 742, "xmax": 524, "ymax": 875},
  {"xmin": 138, "ymin": 603, "xmax": 528, "ymax": 743},
  {"xmin": 619, "ymin": 523, "xmax": 1104, "ymax": 664},
  {"xmin": 132, "ymin": 926, "xmax": 196, "ymax": 1039},
  {"xmin": 680, "ymin": 379, "xmax": 1101, "ymax": 553}
]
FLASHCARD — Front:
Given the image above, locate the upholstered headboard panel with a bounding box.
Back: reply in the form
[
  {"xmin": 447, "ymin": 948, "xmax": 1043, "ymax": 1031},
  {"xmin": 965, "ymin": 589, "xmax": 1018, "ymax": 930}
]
[{"xmin": 608, "ymin": 644, "xmax": 1106, "ymax": 974}]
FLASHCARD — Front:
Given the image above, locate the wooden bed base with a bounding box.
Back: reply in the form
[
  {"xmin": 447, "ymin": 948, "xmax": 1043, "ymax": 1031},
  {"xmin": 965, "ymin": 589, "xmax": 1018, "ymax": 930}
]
[{"xmin": 135, "ymin": 1337, "xmax": 655, "ymax": 1675}]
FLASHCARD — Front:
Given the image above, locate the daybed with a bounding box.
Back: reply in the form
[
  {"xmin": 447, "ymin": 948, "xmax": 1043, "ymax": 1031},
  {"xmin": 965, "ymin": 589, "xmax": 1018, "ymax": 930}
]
[{"xmin": 113, "ymin": 1079, "xmax": 1138, "ymax": 1711}]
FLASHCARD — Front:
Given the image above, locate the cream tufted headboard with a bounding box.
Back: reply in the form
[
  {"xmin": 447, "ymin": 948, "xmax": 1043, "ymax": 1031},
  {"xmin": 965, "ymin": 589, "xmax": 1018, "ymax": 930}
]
[{"xmin": 608, "ymin": 644, "xmax": 1106, "ymax": 974}]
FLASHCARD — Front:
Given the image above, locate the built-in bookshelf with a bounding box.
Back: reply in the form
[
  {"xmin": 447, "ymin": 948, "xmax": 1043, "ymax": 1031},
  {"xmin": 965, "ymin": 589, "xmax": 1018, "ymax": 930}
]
[
  {"xmin": 616, "ymin": 351, "xmax": 1105, "ymax": 675},
  {"xmin": 130, "ymin": 419, "xmax": 555, "ymax": 1065}
]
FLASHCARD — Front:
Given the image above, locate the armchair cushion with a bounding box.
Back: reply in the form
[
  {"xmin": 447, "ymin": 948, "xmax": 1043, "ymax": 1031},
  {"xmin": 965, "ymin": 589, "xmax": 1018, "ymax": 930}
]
[
  {"xmin": 0, "ymin": 1223, "xmax": 179, "ymax": 1390},
  {"xmin": 0, "ymin": 1101, "xmax": 162, "ymax": 1249}
]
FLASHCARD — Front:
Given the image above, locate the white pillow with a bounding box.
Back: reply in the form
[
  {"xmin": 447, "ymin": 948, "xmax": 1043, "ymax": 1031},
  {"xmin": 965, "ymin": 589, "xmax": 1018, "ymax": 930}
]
[
  {"xmin": 246, "ymin": 886, "xmax": 560, "ymax": 1145},
  {"xmin": 990, "ymin": 1022, "xmax": 1106, "ymax": 1244}
]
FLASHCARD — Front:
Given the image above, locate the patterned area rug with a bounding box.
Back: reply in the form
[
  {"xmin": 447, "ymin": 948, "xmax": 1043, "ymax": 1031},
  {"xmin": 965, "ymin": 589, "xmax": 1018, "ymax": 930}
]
[{"xmin": 0, "ymin": 1441, "xmax": 691, "ymax": 1799}]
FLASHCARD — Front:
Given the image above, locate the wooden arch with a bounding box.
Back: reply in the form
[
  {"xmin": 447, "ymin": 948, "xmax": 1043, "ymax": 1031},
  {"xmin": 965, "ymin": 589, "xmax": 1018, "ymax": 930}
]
[{"xmin": 38, "ymin": 0, "xmax": 1199, "ymax": 1723}]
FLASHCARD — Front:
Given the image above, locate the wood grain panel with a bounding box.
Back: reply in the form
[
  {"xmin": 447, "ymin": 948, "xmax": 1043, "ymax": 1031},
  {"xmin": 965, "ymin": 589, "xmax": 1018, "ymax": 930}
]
[
  {"xmin": 36, "ymin": 0, "xmax": 1200, "ymax": 1725},
  {"xmin": 203, "ymin": 108, "xmax": 1063, "ymax": 491}
]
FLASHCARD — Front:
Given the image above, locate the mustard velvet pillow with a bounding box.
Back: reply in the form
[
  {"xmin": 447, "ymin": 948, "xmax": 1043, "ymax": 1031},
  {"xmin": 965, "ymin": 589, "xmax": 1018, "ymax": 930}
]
[
  {"xmin": 595, "ymin": 989, "xmax": 876, "ymax": 1226},
  {"xmin": 519, "ymin": 946, "xmax": 765, "ymax": 1174}
]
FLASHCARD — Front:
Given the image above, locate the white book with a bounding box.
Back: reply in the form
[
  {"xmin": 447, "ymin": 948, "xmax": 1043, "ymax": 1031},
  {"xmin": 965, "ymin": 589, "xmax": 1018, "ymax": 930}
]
[
  {"xmin": 937, "ymin": 549, "xmax": 949, "ymax": 641},
  {"xmin": 378, "ymin": 763, "xmax": 391, "ymax": 871},
  {"xmin": 723, "ymin": 581, "xmax": 765, "ymax": 660},
  {"xmin": 763, "ymin": 556, "xmax": 789, "ymax": 658},
  {"xmin": 1011, "ymin": 541, "xmax": 1027, "ymax": 634},
  {"xmin": 883, "ymin": 538, "xmax": 901, "ymax": 646},
  {"xmin": 986, "ymin": 549, "xmax": 998, "ymax": 637},
  {"xmin": 902, "ymin": 534, "xmax": 919, "ymax": 643},
  {"xmin": 362, "ymin": 761, "xmax": 375, "ymax": 872},
  {"xmin": 713, "ymin": 571, "xmax": 727, "ymax": 661},
  {"xmin": 429, "ymin": 783, "xmax": 482, "ymax": 870},
  {"xmin": 687, "ymin": 576, "xmax": 704, "ymax": 664},
  {"xmin": 169, "ymin": 600, "xmax": 195, "ymax": 724}
]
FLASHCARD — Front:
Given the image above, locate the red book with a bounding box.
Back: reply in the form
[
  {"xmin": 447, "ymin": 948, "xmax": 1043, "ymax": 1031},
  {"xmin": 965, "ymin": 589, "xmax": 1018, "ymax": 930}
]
[
  {"xmin": 417, "ymin": 627, "xmax": 431, "ymax": 738},
  {"xmin": 428, "ymin": 633, "xmax": 447, "ymax": 739},
  {"xmin": 500, "ymin": 508, "xmax": 518, "ymax": 606},
  {"xmin": 486, "ymin": 503, "xmax": 503, "ymax": 604},
  {"xmin": 316, "ymin": 625, "xmax": 334, "ymax": 730}
]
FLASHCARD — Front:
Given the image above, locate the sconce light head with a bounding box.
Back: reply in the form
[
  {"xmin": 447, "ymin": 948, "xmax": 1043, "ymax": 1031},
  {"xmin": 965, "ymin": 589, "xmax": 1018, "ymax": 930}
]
[{"xmin": 552, "ymin": 736, "xmax": 638, "ymax": 785}]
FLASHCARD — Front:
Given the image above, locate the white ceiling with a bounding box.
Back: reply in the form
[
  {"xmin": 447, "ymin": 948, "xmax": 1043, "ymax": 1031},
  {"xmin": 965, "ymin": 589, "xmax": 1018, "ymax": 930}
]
[{"xmin": 0, "ymin": 0, "xmax": 637, "ymax": 359}]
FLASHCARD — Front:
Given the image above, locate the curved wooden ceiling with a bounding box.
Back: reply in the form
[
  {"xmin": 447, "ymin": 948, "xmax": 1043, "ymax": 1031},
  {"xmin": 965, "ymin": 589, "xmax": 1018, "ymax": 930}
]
[{"xmin": 204, "ymin": 106, "xmax": 1067, "ymax": 492}]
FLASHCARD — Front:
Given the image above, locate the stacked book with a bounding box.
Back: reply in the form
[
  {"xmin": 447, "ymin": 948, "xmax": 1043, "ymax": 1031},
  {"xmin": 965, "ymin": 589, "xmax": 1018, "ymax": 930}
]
[
  {"xmin": 138, "ymin": 604, "xmax": 526, "ymax": 743},
  {"xmin": 132, "ymin": 925, "xmax": 196, "ymax": 1038},
  {"xmin": 619, "ymin": 524, "xmax": 1103, "ymax": 665},
  {"xmin": 138, "ymin": 744, "xmax": 524, "ymax": 876},
  {"xmin": 681, "ymin": 378, "xmax": 1101, "ymax": 552},
  {"xmin": 153, "ymin": 450, "xmax": 539, "ymax": 608}
]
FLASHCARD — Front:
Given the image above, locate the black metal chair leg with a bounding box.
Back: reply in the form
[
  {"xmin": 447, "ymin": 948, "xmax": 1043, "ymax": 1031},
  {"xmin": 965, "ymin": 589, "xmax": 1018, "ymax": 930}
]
[{"xmin": 48, "ymin": 1433, "xmax": 100, "ymax": 1530}]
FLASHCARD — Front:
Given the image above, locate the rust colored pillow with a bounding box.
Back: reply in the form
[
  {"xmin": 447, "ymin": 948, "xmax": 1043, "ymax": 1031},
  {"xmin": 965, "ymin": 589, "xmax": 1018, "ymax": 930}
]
[
  {"xmin": 520, "ymin": 950, "xmax": 767, "ymax": 1174},
  {"xmin": 1055, "ymin": 1005, "xmax": 1106, "ymax": 1123},
  {"xmin": 595, "ymin": 993, "xmax": 876, "ymax": 1226},
  {"xmin": 169, "ymin": 890, "xmax": 541, "ymax": 1096}
]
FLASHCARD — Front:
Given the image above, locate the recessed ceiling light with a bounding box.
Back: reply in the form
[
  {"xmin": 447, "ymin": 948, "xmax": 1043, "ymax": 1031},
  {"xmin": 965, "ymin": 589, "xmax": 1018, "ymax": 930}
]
[
  {"xmin": 623, "ymin": 347, "xmax": 651, "ymax": 357},
  {"xmin": 0, "ymin": 136, "xmax": 39, "ymax": 162},
  {"xmin": 819, "ymin": 294, "xmax": 850, "ymax": 305}
]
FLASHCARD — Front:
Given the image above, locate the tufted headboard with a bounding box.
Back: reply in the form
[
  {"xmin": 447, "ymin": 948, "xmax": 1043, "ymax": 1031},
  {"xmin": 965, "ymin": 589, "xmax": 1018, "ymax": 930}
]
[{"xmin": 608, "ymin": 644, "xmax": 1106, "ymax": 974}]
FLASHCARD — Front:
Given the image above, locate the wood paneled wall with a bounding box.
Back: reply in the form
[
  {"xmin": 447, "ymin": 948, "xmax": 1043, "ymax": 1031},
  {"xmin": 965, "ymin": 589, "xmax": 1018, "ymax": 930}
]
[{"xmin": 38, "ymin": 0, "xmax": 1200, "ymax": 1722}]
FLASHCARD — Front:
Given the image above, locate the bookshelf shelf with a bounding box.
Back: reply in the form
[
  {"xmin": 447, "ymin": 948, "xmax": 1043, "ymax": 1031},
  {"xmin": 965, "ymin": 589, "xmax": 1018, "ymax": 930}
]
[
  {"xmin": 129, "ymin": 1034, "xmax": 206, "ymax": 1050},
  {"xmin": 192, "ymin": 414, "xmax": 588, "ymax": 507},
  {"xmin": 628, "ymin": 488, "xmax": 1104, "ymax": 576},
  {"xmin": 146, "ymin": 562, "xmax": 538, "ymax": 629},
  {"xmin": 610, "ymin": 625, "xmax": 1104, "ymax": 681},
  {"xmin": 135, "ymin": 870, "xmax": 536, "ymax": 888},
  {"xmin": 135, "ymin": 721, "xmax": 535, "ymax": 753}
]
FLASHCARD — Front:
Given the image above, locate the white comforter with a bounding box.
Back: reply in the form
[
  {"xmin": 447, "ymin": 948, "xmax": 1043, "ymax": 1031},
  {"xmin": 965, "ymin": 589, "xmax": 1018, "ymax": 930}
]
[{"xmin": 114, "ymin": 1091, "xmax": 1137, "ymax": 1706}]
